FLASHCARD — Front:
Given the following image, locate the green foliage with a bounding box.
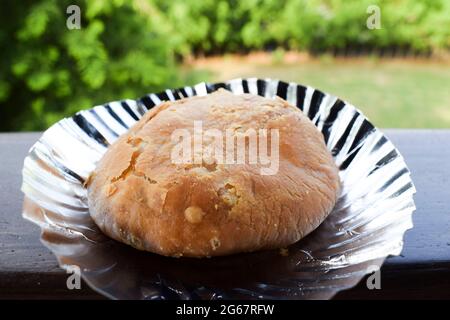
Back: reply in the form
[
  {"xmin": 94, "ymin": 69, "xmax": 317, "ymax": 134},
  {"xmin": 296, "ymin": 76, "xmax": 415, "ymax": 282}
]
[
  {"xmin": 0, "ymin": 0, "xmax": 179, "ymax": 131},
  {"xmin": 0, "ymin": 0, "xmax": 448, "ymax": 131},
  {"xmin": 155, "ymin": 0, "xmax": 449, "ymax": 55}
]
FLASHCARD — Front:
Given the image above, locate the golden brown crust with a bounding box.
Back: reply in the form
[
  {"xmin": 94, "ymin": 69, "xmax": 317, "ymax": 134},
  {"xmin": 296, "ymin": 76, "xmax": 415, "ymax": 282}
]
[{"xmin": 87, "ymin": 89, "xmax": 340, "ymax": 257}]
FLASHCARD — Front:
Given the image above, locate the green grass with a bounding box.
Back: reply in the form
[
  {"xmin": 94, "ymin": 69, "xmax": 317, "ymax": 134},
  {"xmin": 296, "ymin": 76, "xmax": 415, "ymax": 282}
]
[{"xmin": 185, "ymin": 57, "xmax": 450, "ymax": 128}]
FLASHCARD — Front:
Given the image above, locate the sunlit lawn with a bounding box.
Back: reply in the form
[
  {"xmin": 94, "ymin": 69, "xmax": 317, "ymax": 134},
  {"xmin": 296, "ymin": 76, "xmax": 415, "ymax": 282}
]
[{"xmin": 184, "ymin": 55, "xmax": 450, "ymax": 128}]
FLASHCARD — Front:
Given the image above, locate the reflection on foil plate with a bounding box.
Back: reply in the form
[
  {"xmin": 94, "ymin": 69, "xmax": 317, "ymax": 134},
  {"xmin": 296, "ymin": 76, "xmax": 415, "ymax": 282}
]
[{"xmin": 21, "ymin": 78, "xmax": 416, "ymax": 299}]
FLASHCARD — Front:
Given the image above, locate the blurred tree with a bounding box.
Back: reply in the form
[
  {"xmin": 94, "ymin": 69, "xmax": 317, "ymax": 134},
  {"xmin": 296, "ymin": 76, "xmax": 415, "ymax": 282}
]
[
  {"xmin": 0, "ymin": 0, "xmax": 179, "ymax": 131},
  {"xmin": 150, "ymin": 0, "xmax": 449, "ymax": 56}
]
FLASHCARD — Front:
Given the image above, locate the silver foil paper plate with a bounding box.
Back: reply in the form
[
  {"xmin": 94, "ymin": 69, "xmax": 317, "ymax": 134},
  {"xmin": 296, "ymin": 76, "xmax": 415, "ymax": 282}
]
[{"xmin": 21, "ymin": 78, "xmax": 416, "ymax": 299}]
